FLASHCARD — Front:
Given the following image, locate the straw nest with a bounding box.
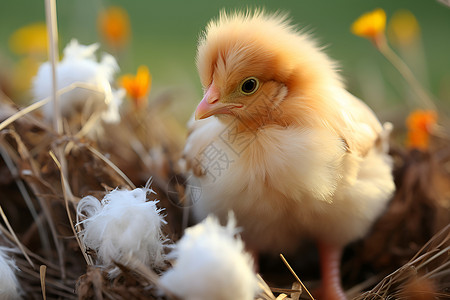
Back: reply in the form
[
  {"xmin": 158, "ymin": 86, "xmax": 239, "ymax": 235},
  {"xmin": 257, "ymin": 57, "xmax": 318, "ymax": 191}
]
[{"xmin": 0, "ymin": 87, "xmax": 449, "ymax": 299}]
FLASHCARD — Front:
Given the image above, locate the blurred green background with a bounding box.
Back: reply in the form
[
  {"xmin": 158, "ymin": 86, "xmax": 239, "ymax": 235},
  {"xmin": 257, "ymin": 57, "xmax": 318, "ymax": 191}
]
[{"xmin": 0, "ymin": 0, "xmax": 449, "ymax": 124}]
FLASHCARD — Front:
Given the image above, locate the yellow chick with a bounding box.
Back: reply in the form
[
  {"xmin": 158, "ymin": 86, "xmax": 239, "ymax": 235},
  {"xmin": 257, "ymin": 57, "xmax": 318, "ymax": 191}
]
[{"xmin": 183, "ymin": 11, "xmax": 395, "ymax": 300}]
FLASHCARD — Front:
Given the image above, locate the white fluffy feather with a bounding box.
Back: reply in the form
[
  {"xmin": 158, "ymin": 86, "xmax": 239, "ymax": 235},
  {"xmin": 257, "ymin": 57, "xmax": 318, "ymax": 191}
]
[
  {"xmin": 0, "ymin": 247, "xmax": 21, "ymax": 300},
  {"xmin": 32, "ymin": 39, "xmax": 123, "ymax": 123},
  {"xmin": 160, "ymin": 214, "xmax": 259, "ymax": 300},
  {"xmin": 76, "ymin": 184, "xmax": 167, "ymax": 276}
]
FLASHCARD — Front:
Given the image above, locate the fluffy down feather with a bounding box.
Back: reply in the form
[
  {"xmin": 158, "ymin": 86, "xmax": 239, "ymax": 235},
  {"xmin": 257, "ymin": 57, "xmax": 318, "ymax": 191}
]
[
  {"xmin": 0, "ymin": 247, "xmax": 21, "ymax": 300},
  {"xmin": 76, "ymin": 184, "xmax": 167, "ymax": 276},
  {"xmin": 160, "ymin": 214, "xmax": 259, "ymax": 300},
  {"xmin": 32, "ymin": 39, "xmax": 123, "ymax": 123}
]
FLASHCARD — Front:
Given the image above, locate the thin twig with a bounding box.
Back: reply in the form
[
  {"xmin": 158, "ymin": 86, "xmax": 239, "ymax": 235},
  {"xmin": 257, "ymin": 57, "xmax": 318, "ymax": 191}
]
[
  {"xmin": 44, "ymin": 0, "xmax": 61, "ymax": 135},
  {"xmin": 0, "ymin": 82, "xmax": 104, "ymax": 132},
  {"xmin": 75, "ymin": 110, "xmax": 103, "ymax": 139},
  {"xmin": 0, "ymin": 225, "xmax": 59, "ymax": 271},
  {"xmin": 19, "ymin": 263, "xmax": 76, "ymax": 294},
  {"xmin": 410, "ymin": 224, "xmax": 449, "ymax": 262},
  {"xmin": 416, "ymin": 247, "xmax": 449, "ymax": 272},
  {"xmin": 49, "ymin": 150, "xmax": 93, "ymax": 266},
  {"xmin": 345, "ymin": 274, "xmax": 384, "ymax": 299},
  {"xmin": 270, "ymin": 287, "xmax": 302, "ymax": 294},
  {"xmin": 424, "ymin": 258, "xmax": 450, "ymax": 279},
  {"xmin": 85, "ymin": 144, "xmax": 136, "ymax": 189},
  {"xmin": 40, "ymin": 265, "xmax": 47, "ymax": 300},
  {"xmin": 378, "ymin": 42, "xmax": 436, "ymax": 111},
  {"xmin": 45, "ymin": 0, "xmax": 74, "ymax": 282},
  {"xmin": 0, "ymin": 145, "xmax": 51, "ymax": 252},
  {"xmin": 280, "ymin": 254, "xmax": 315, "ymax": 300},
  {"xmin": 2, "ymin": 129, "xmax": 67, "ymax": 279},
  {"xmin": 0, "ymin": 205, "xmax": 35, "ymax": 269},
  {"xmin": 355, "ymin": 225, "xmax": 450, "ymax": 300}
]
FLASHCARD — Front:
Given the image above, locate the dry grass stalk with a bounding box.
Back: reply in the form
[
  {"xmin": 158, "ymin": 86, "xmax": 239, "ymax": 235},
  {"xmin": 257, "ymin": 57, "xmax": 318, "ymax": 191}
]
[
  {"xmin": 49, "ymin": 150, "xmax": 93, "ymax": 266},
  {"xmin": 86, "ymin": 144, "xmax": 136, "ymax": 189},
  {"xmin": 0, "ymin": 84, "xmax": 185, "ymax": 298},
  {"xmin": 40, "ymin": 264, "xmax": 47, "ymax": 300},
  {"xmin": 44, "ymin": 0, "xmax": 61, "ymax": 135},
  {"xmin": 0, "ymin": 205, "xmax": 35, "ymax": 269},
  {"xmin": 355, "ymin": 225, "xmax": 449, "ymax": 299},
  {"xmin": 76, "ymin": 261, "xmax": 177, "ymax": 300},
  {"xmin": 270, "ymin": 282, "xmax": 302, "ymax": 300},
  {"xmin": 257, "ymin": 274, "xmax": 277, "ymax": 300},
  {"xmin": 345, "ymin": 138, "xmax": 450, "ymax": 285},
  {"xmin": 1, "ymin": 127, "xmax": 67, "ymax": 280},
  {"xmin": 279, "ymin": 254, "xmax": 312, "ymax": 300},
  {"xmin": 0, "ymin": 82, "xmax": 107, "ymax": 133}
]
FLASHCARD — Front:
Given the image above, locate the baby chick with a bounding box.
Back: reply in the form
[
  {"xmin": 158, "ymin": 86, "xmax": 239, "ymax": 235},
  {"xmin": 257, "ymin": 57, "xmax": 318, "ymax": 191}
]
[{"xmin": 183, "ymin": 11, "xmax": 395, "ymax": 300}]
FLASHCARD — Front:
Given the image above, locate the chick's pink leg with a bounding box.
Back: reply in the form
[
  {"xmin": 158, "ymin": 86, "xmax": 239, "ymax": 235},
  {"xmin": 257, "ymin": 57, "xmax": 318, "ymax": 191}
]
[{"xmin": 317, "ymin": 242, "xmax": 347, "ymax": 300}]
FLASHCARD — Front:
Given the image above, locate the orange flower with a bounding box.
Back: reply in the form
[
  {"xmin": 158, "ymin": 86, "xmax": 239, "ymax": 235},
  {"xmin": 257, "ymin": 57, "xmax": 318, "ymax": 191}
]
[
  {"xmin": 406, "ymin": 110, "xmax": 437, "ymax": 150},
  {"xmin": 351, "ymin": 8, "xmax": 386, "ymax": 44},
  {"xmin": 9, "ymin": 22, "xmax": 48, "ymax": 56},
  {"xmin": 120, "ymin": 66, "xmax": 151, "ymax": 108},
  {"xmin": 98, "ymin": 6, "xmax": 130, "ymax": 48}
]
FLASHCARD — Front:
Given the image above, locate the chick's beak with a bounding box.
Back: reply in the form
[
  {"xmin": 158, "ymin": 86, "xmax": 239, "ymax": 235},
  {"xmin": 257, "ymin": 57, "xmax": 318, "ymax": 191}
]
[{"xmin": 195, "ymin": 82, "xmax": 243, "ymax": 120}]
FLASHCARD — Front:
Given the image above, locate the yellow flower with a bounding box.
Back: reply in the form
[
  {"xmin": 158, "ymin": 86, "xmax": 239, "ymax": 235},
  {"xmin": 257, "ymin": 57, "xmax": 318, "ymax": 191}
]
[
  {"xmin": 388, "ymin": 10, "xmax": 420, "ymax": 46},
  {"xmin": 351, "ymin": 8, "xmax": 386, "ymax": 41},
  {"xmin": 9, "ymin": 23, "xmax": 48, "ymax": 56},
  {"xmin": 98, "ymin": 6, "xmax": 131, "ymax": 49},
  {"xmin": 120, "ymin": 66, "xmax": 151, "ymax": 108},
  {"xmin": 406, "ymin": 110, "xmax": 437, "ymax": 150}
]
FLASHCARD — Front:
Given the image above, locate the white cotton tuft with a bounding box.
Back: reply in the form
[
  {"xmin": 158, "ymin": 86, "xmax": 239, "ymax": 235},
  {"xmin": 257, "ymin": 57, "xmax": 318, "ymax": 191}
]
[
  {"xmin": 77, "ymin": 184, "xmax": 167, "ymax": 276},
  {"xmin": 0, "ymin": 247, "xmax": 22, "ymax": 300},
  {"xmin": 32, "ymin": 39, "xmax": 123, "ymax": 123},
  {"xmin": 102, "ymin": 88, "xmax": 125, "ymax": 123},
  {"xmin": 160, "ymin": 214, "xmax": 259, "ymax": 300}
]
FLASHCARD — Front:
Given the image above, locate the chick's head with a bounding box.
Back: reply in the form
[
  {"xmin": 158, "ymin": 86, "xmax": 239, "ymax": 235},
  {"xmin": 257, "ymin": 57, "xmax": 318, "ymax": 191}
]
[{"xmin": 194, "ymin": 11, "xmax": 342, "ymax": 128}]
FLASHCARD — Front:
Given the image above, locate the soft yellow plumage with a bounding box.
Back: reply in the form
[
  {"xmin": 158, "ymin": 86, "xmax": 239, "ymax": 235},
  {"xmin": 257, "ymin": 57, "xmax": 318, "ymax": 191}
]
[{"xmin": 183, "ymin": 11, "xmax": 395, "ymax": 300}]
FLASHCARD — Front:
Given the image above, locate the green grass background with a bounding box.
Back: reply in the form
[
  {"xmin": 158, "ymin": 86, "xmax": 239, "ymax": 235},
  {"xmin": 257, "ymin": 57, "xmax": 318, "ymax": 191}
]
[{"xmin": 0, "ymin": 0, "xmax": 449, "ymax": 120}]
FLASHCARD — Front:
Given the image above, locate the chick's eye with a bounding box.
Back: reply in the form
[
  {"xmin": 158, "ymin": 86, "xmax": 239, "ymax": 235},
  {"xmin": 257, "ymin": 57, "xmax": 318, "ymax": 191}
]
[{"xmin": 240, "ymin": 77, "xmax": 259, "ymax": 95}]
